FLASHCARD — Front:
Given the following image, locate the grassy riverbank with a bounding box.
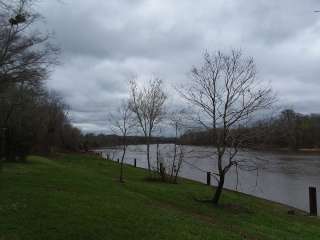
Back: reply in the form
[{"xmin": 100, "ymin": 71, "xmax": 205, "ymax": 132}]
[{"xmin": 0, "ymin": 153, "xmax": 319, "ymax": 240}]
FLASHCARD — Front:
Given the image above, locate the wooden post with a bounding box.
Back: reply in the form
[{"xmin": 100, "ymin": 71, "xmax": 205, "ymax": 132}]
[
  {"xmin": 107, "ymin": 154, "xmax": 110, "ymax": 160},
  {"xmin": 207, "ymin": 172, "xmax": 211, "ymax": 186},
  {"xmin": 134, "ymin": 158, "xmax": 137, "ymax": 167},
  {"xmin": 159, "ymin": 162, "xmax": 165, "ymax": 181},
  {"xmin": 160, "ymin": 163, "xmax": 165, "ymax": 175},
  {"xmin": 117, "ymin": 158, "xmax": 119, "ymax": 163},
  {"xmin": 0, "ymin": 127, "xmax": 5, "ymax": 169},
  {"xmin": 309, "ymin": 187, "xmax": 317, "ymax": 216}
]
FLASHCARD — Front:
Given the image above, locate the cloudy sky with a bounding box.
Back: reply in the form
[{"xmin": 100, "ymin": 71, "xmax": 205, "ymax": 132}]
[{"xmin": 37, "ymin": 0, "xmax": 320, "ymax": 133}]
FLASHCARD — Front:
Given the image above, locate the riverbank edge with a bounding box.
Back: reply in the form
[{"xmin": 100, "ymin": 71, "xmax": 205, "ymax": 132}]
[
  {"xmin": 94, "ymin": 151, "xmax": 311, "ymax": 215},
  {"xmin": 1, "ymin": 152, "xmax": 319, "ymax": 240}
]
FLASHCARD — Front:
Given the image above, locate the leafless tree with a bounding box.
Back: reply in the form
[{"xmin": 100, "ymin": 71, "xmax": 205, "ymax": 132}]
[
  {"xmin": 109, "ymin": 100, "xmax": 134, "ymax": 183},
  {"xmin": 153, "ymin": 110, "xmax": 188, "ymax": 183},
  {"xmin": 168, "ymin": 110, "xmax": 186, "ymax": 183},
  {"xmin": 0, "ymin": 0, "xmax": 58, "ymax": 92},
  {"xmin": 180, "ymin": 50, "xmax": 275, "ymax": 204},
  {"xmin": 129, "ymin": 78, "xmax": 167, "ymax": 174}
]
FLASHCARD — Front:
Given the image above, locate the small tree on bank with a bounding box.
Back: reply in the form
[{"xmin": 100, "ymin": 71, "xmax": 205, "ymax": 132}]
[
  {"xmin": 129, "ymin": 78, "xmax": 167, "ymax": 174},
  {"xmin": 154, "ymin": 111, "xmax": 186, "ymax": 183},
  {"xmin": 167, "ymin": 110, "xmax": 186, "ymax": 183},
  {"xmin": 109, "ymin": 100, "xmax": 133, "ymax": 183},
  {"xmin": 180, "ymin": 50, "xmax": 274, "ymax": 204}
]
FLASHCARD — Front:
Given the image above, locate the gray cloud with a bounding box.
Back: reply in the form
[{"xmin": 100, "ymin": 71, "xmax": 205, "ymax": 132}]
[{"xmin": 38, "ymin": 0, "xmax": 320, "ymax": 133}]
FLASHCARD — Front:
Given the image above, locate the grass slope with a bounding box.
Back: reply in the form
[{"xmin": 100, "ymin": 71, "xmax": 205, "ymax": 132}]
[{"xmin": 0, "ymin": 153, "xmax": 319, "ymax": 240}]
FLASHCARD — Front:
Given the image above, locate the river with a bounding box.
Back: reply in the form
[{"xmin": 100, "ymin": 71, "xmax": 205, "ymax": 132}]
[{"xmin": 97, "ymin": 144, "xmax": 320, "ymax": 212}]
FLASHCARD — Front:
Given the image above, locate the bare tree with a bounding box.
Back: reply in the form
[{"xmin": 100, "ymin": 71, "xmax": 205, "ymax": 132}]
[
  {"xmin": 0, "ymin": 0, "xmax": 58, "ymax": 91},
  {"xmin": 109, "ymin": 100, "xmax": 134, "ymax": 183},
  {"xmin": 152, "ymin": 110, "xmax": 188, "ymax": 183},
  {"xmin": 168, "ymin": 110, "xmax": 186, "ymax": 183},
  {"xmin": 180, "ymin": 50, "xmax": 274, "ymax": 204},
  {"xmin": 129, "ymin": 78, "xmax": 167, "ymax": 173}
]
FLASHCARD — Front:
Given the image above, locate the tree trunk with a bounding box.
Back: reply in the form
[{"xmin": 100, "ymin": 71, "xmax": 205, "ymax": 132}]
[
  {"xmin": 173, "ymin": 148, "xmax": 183, "ymax": 184},
  {"xmin": 0, "ymin": 127, "xmax": 6, "ymax": 167},
  {"xmin": 119, "ymin": 145, "xmax": 126, "ymax": 183},
  {"xmin": 156, "ymin": 143, "xmax": 160, "ymax": 172},
  {"xmin": 212, "ymin": 174, "xmax": 225, "ymax": 204},
  {"xmin": 146, "ymin": 139, "xmax": 151, "ymax": 173},
  {"xmin": 170, "ymin": 143, "xmax": 177, "ymax": 180}
]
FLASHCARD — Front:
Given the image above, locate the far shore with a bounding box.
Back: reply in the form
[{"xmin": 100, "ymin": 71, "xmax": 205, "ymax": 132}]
[{"xmin": 91, "ymin": 144, "xmax": 320, "ymax": 156}]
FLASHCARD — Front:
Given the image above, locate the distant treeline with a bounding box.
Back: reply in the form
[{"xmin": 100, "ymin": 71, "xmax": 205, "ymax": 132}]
[
  {"xmin": 79, "ymin": 109, "xmax": 320, "ymax": 151},
  {"xmin": 81, "ymin": 134, "xmax": 176, "ymax": 150},
  {"xmin": 180, "ymin": 109, "xmax": 320, "ymax": 151}
]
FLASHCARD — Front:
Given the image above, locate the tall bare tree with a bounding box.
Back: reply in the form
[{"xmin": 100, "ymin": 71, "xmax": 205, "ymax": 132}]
[
  {"xmin": 0, "ymin": 0, "xmax": 58, "ymax": 91},
  {"xmin": 180, "ymin": 50, "xmax": 274, "ymax": 204},
  {"xmin": 129, "ymin": 78, "xmax": 167, "ymax": 173},
  {"xmin": 109, "ymin": 100, "xmax": 134, "ymax": 182}
]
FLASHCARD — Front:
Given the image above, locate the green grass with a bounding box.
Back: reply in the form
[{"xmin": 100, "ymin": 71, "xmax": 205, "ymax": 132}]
[{"xmin": 0, "ymin": 153, "xmax": 319, "ymax": 240}]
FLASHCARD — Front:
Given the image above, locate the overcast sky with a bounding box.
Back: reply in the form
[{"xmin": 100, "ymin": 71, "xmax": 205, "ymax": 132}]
[{"xmin": 37, "ymin": 0, "xmax": 320, "ymax": 133}]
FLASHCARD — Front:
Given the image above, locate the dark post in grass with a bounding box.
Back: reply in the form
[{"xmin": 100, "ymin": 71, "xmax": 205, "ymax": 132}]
[
  {"xmin": 117, "ymin": 158, "xmax": 119, "ymax": 163},
  {"xmin": 207, "ymin": 172, "xmax": 211, "ymax": 185},
  {"xmin": 160, "ymin": 162, "xmax": 163, "ymax": 172},
  {"xmin": 134, "ymin": 158, "xmax": 137, "ymax": 167},
  {"xmin": 309, "ymin": 187, "xmax": 317, "ymax": 216},
  {"xmin": 0, "ymin": 127, "xmax": 6, "ymax": 167}
]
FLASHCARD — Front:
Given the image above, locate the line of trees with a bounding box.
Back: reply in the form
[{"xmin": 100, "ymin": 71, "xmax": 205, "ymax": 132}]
[
  {"xmin": 248, "ymin": 109, "xmax": 320, "ymax": 150},
  {"xmin": 81, "ymin": 134, "xmax": 175, "ymax": 149},
  {"xmin": 181, "ymin": 109, "xmax": 320, "ymax": 151},
  {"xmin": 0, "ymin": 0, "xmax": 81, "ymax": 162}
]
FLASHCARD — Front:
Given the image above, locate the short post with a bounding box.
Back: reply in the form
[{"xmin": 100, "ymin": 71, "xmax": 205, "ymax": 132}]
[
  {"xmin": 134, "ymin": 158, "xmax": 136, "ymax": 167},
  {"xmin": 309, "ymin": 187, "xmax": 317, "ymax": 216},
  {"xmin": 207, "ymin": 172, "xmax": 211, "ymax": 185},
  {"xmin": 117, "ymin": 158, "xmax": 119, "ymax": 163},
  {"xmin": 160, "ymin": 162, "xmax": 163, "ymax": 172},
  {"xmin": 107, "ymin": 154, "xmax": 110, "ymax": 160},
  {"xmin": 0, "ymin": 127, "xmax": 5, "ymax": 169}
]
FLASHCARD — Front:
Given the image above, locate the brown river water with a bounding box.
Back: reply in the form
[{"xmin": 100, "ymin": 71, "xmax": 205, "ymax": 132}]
[{"xmin": 97, "ymin": 144, "xmax": 320, "ymax": 212}]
